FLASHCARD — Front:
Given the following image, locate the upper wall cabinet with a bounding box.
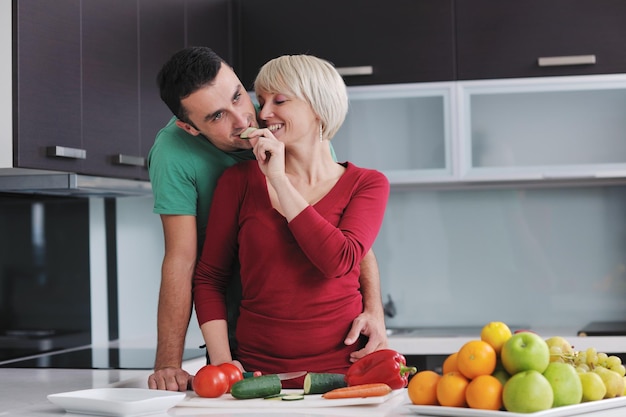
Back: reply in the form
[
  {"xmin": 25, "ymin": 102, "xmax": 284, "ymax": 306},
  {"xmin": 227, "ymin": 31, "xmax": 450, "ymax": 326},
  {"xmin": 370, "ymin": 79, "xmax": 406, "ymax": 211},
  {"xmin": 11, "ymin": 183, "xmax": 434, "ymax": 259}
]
[
  {"xmin": 234, "ymin": 0, "xmax": 455, "ymax": 90},
  {"xmin": 455, "ymin": 0, "xmax": 626, "ymax": 80},
  {"xmin": 12, "ymin": 0, "xmax": 231, "ymax": 181}
]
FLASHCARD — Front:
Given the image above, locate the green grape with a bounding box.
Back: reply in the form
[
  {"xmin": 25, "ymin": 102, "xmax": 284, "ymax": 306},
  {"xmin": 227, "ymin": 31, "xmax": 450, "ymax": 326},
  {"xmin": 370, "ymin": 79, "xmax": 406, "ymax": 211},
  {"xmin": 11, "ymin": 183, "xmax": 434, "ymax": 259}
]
[
  {"xmin": 611, "ymin": 364, "xmax": 626, "ymax": 377},
  {"xmin": 606, "ymin": 355, "xmax": 622, "ymax": 369},
  {"xmin": 586, "ymin": 347, "xmax": 598, "ymax": 367},
  {"xmin": 575, "ymin": 351, "xmax": 587, "ymax": 366},
  {"xmin": 576, "ymin": 364, "xmax": 590, "ymax": 373},
  {"xmin": 598, "ymin": 352, "xmax": 609, "ymax": 367}
]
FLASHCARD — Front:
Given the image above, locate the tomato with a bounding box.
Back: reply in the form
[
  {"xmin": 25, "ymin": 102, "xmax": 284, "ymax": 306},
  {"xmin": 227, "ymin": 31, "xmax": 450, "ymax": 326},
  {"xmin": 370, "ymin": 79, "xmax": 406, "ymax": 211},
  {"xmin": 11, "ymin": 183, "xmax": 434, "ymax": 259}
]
[
  {"xmin": 192, "ymin": 365, "xmax": 229, "ymax": 398},
  {"xmin": 219, "ymin": 363, "xmax": 244, "ymax": 392}
]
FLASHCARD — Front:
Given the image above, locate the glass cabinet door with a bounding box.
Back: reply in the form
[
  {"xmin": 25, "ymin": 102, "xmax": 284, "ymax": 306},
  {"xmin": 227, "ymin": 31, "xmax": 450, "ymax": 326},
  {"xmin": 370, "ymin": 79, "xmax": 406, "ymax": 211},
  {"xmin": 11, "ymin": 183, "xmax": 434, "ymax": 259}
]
[
  {"xmin": 459, "ymin": 74, "xmax": 626, "ymax": 181},
  {"xmin": 332, "ymin": 83, "xmax": 454, "ymax": 185}
]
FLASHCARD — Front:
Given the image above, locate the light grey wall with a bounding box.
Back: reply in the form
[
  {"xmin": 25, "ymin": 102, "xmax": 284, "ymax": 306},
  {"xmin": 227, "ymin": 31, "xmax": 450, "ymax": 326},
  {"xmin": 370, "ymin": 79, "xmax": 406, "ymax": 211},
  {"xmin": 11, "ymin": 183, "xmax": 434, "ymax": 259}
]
[{"xmin": 89, "ymin": 196, "xmax": 204, "ymax": 349}]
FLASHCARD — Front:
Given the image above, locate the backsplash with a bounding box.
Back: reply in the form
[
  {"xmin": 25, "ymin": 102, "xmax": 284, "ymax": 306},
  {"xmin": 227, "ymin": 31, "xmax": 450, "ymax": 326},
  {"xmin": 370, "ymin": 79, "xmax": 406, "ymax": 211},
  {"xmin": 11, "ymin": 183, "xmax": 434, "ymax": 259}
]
[
  {"xmin": 377, "ymin": 184, "xmax": 626, "ymax": 332},
  {"xmin": 0, "ymin": 193, "xmax": 91, "ymax": 348}
]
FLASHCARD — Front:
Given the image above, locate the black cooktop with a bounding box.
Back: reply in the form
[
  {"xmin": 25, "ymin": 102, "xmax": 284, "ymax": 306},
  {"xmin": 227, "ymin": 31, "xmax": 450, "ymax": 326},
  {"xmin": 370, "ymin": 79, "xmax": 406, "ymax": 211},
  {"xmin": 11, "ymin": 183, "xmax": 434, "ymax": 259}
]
[{"xmin": 0, "ymin": 346, "xmax": 206, "ymax": 369}]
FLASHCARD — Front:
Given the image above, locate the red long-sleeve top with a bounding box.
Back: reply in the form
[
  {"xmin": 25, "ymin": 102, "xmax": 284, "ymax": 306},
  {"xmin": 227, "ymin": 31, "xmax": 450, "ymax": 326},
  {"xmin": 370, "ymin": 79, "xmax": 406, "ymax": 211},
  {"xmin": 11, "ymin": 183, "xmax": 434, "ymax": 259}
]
[{"xmin": 194, "ymin": 161, "xmax": 389, "ymax": 382}]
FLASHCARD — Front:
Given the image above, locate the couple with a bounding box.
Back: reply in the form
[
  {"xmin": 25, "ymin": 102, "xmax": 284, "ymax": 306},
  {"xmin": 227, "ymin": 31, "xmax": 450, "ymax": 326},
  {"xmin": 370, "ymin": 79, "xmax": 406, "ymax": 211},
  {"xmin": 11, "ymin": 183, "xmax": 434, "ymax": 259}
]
[{"xmin": 148, "ymin": 47, "xmax": 389, "ymax": 391}]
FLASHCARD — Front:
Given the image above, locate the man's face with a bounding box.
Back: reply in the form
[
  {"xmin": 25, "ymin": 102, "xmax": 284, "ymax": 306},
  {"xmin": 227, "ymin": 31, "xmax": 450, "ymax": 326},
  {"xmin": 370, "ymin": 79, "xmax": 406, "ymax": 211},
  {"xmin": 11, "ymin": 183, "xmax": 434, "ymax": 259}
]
[{"xmin": 176, "ymin": 64, "xmax": 257, "ymax": 152}]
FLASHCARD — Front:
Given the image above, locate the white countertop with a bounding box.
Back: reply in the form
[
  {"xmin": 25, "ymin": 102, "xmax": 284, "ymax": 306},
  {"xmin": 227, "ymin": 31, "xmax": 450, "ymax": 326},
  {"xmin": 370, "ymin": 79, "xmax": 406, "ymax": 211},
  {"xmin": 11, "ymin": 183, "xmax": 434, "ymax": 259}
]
[{"xmin": 2, "ymin": 334, "xmax": 626, "ymax": 417}]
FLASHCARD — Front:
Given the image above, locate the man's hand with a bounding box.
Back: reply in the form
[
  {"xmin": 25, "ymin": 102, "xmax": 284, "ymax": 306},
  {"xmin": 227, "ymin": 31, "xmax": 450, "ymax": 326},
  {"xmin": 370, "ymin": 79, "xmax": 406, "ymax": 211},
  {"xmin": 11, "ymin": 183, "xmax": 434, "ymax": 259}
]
[
  {"xmin": 148, "ymin": 367, "xmax": 193, "ymax": 391},
  {"xmin": 344, "ymin": 310, "xmax": 389, "ymax": 362}
]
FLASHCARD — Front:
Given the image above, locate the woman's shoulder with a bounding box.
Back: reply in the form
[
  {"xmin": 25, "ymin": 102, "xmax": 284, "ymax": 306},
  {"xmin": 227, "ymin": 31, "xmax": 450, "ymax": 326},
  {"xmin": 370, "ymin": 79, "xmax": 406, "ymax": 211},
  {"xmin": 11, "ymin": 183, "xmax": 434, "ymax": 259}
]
[{"xmin": 343, "ymin": 161, "xmax": 389, "ymax": 184}]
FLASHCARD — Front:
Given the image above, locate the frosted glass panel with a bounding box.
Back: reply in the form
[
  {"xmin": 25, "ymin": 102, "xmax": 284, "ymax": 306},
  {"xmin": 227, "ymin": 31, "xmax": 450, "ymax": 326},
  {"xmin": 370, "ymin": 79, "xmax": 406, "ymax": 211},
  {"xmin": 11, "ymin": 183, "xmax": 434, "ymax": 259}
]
[
  {"xmin": 333, "ymin": 96, "xmax": 447, "ymax": 171},
  {"xmin": 470, "ymin": 89, "xmax": 626, "ymax": 168},
  {"xmin": 375, "ymin": 185, "xmax": 626, "ymax": 331}
]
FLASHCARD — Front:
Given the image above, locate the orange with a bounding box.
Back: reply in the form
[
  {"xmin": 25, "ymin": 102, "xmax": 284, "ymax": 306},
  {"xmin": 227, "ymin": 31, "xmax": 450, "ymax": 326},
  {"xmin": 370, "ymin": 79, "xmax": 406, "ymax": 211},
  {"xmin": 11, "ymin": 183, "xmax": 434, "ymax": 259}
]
[
  {"xmin": 407, "ymin": 370, "xmax": 441, "ymax": 405},
  {"xmin": 457, "ymin": 340, "xmax": 497, "ymax": 380},
  {"xmin": 480, "ymin": 321, "xmax": 512, "ymax": 354},
  {"xmin": 465, "ymin": 374, "xmax": 503, "ymax": 410},
  {"xmin": 442, "ymin": 352, "xmax": 459, "ymax": 374},
  {"xmin": 436, "ymin": 371, "xmax": 469, "ymax": 407}
]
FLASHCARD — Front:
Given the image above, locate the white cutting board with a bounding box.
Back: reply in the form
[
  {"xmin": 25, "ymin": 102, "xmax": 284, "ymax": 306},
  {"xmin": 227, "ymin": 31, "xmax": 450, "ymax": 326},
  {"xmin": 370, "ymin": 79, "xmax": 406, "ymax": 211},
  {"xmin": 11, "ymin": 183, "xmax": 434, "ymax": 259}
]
[{"xmin": 178, "ymin": 389, "xmax": 405, "ymax": 408}]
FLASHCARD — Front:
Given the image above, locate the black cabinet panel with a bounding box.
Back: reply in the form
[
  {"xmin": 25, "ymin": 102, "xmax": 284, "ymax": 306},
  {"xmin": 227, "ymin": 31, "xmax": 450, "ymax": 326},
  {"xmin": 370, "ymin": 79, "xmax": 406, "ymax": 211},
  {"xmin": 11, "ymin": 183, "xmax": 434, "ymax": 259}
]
[
  {"xmin": 82, "ymin": 0, "xmax": 141, "ymax": 178},
  {"xmin": 456, "ymin": 0, "xmax": 626, "ymax": 80},
  {"xmin": 186, "ymin": 0, "xmax": 232, "ymax": 62},
  {"xmin": 138, "ymin": 0, "xmax": 186, "ymax": 179},
  {"xmin": 14, "ymin": 0, "xmax": 83, "ymax": 172},
  {"xmin": 235, "ymin": 0, "xmax": 455, "ymax": 89}
]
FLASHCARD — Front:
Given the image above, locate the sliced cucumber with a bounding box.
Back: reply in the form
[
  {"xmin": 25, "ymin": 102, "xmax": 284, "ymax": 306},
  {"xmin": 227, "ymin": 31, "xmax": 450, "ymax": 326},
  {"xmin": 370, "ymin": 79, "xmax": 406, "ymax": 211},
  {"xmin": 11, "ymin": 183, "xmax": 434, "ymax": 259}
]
[
  {"xmin": 231, "ymin": 374, "xmax": 282, "ymax": 399},
  {"xmin": 282, "ymin": 394, "xmax": 305, "ymax": 401},
  {"xmin": 303, "ymin": 373, "xmax": 347, "ymax": 395},
  {"xmin": 240, "ymin": 127, "xmax": 257, "ymax": 139}
]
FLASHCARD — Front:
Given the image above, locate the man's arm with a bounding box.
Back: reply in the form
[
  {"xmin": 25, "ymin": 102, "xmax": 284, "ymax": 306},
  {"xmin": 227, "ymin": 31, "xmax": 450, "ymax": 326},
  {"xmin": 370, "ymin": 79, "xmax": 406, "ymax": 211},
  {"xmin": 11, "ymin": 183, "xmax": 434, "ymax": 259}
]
[
  {"xmin": 148, "ymin": 215, "xmax": 197, "ymax": 391},
  {"xmin": 344, "ymin": 248, "xmax": 388, "ymax": 361}
]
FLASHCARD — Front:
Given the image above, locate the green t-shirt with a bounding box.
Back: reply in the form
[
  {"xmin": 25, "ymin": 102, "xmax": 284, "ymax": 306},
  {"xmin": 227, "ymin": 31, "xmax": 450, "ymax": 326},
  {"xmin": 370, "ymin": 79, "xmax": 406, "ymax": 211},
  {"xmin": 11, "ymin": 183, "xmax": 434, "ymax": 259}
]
[{"xmin": 148, "ymin": 117, "xmax": 255, "ymax": 248}]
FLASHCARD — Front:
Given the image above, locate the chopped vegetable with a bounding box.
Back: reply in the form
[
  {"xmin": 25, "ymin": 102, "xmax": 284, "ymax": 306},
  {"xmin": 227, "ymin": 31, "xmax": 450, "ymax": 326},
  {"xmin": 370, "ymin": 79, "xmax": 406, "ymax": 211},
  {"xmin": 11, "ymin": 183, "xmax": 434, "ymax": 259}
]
[
  {"xmin": 303, "ymin": 373, "xmax": 347, "ymax": 394},
  {"xmin": 322, "ymin": 383, "xmax": 392, "ymax": 399},
  {"xmin": 230, "ymin": 374, "xmax": 282, "ymax": 399},
  {"xmin": 240, "ymin": 127, "xmax": 257, "ymax": 139},
  {"xmin": 281, "ymin": 394, "xmax": 305, "ymax": 401}
]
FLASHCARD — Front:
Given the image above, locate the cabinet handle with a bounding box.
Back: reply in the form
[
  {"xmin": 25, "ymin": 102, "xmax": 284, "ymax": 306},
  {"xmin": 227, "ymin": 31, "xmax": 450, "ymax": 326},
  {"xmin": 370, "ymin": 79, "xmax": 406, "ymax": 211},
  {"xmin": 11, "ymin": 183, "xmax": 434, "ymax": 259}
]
[
  {"xmin": 537, "ymin": 55, "xmax": 596, "ymax": 67},
  {"xmin": 46, "ymin": 146, "xmax": 87, "ymax": 160},
  {"xmin": 336, "ymin": 66, "xmax": 374, "ymax": 77},
  {"xmin": 112, "ymin": 154, "xmax": 146, "ymax": 167}
]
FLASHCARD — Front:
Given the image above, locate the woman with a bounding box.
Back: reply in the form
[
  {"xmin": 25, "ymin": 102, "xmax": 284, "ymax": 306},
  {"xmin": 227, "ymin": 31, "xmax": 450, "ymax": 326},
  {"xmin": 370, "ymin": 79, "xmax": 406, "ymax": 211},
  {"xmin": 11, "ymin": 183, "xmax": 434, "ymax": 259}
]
[{"xmin": 193, "ymin": 55, "xmax": 389, "ymax": 387}]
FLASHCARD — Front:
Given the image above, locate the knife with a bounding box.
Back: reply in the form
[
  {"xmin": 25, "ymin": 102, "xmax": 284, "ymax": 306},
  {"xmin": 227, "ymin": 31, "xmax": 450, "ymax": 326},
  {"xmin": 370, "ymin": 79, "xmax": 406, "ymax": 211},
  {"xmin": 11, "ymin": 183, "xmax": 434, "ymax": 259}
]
[{"xmin": 243, "ymin": 370, "xmax": 307, "ymax": 380}]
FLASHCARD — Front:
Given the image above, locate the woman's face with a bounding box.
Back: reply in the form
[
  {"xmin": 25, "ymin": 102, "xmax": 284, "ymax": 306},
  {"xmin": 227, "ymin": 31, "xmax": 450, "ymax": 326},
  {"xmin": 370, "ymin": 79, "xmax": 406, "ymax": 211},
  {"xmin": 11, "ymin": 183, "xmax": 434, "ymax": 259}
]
[{"xmin": 257, "ymin": 91, "xmax": 319, "ymax": 145}]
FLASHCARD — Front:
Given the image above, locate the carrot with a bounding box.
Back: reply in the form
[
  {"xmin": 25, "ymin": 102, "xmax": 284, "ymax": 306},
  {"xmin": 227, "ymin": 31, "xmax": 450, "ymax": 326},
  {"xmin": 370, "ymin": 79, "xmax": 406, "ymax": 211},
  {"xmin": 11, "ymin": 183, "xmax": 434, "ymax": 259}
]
[{"xmin": 321, "ymin": 383, "xmax": 392, "ymax": 399}]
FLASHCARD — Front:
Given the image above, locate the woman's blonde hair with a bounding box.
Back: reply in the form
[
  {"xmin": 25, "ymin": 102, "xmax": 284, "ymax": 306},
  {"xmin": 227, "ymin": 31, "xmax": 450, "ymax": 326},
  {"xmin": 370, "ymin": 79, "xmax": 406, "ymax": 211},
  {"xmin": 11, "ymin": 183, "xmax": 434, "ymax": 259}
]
[{"xmin": 254, "ymin": 55, "xmax": 348, "ymax": 140}]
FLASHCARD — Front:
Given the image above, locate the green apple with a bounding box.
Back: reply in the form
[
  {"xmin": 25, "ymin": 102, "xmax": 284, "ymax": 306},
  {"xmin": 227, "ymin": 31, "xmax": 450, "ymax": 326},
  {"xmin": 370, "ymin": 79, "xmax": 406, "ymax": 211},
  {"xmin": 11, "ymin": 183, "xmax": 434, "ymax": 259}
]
[
  {"xmin": 593, "ymin": 367, "xmax": 625, "ymax": 398},
  {"xmin": 503, "ymin": 370, "xmax": 554, "ymax": 413},
  {"xmin": 542, "ymin": 362, "xmax": 582, "ymax": 407},
  {"xmin": 579, "ymin": 372, "xmax": 606, "ymax": 402},
  {"xmin": 501, "ymin": 331, "xmax": 550, "ymax": 375}
]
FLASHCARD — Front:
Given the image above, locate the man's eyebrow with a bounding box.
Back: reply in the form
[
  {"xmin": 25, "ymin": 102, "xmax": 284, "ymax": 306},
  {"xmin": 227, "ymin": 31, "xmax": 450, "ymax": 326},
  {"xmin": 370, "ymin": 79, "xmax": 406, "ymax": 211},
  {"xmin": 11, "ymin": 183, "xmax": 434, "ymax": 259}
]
[{"xmin": 204, "ymin": 109, "xmax": 222, "ymax": 122}]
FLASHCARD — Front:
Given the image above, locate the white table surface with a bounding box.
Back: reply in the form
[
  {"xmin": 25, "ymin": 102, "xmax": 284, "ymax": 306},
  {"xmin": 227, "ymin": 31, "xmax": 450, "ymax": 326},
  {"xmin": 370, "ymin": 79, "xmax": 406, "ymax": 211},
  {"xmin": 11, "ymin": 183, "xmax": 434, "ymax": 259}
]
[{"xmin": 2, "ymin": 342, "xmax": 626, "ymax": 417}]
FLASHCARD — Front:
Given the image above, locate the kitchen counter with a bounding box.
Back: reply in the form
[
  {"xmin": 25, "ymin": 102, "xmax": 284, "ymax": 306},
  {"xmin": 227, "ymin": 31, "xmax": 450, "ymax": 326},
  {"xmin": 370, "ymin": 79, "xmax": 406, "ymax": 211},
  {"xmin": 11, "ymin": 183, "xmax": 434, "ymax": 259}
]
[
  {"xmin": 3, "ymin": 356, "xmax": 626, "ymax": 417},
  {"xmin": 0, "ymin": 357, "xmax": 413, "ymax": 417},
  {"xmin": 387, "ymin": 331, "xmax": 626, "ymax": 356}
]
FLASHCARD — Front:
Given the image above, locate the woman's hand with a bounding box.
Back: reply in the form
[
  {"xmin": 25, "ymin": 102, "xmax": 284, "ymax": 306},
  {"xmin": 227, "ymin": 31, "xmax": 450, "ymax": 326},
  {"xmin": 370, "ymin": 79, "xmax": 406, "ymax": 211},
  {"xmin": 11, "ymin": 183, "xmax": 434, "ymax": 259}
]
[{"xmin": 247, "ymin": 128, "xmax": 285, "ymax": 181}]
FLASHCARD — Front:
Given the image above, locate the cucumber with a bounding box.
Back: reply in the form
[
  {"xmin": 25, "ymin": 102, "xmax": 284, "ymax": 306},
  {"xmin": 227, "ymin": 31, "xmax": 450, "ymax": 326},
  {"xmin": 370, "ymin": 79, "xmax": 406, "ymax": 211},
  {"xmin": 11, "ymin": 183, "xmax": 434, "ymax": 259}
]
[
  {"xmin": 282, "ymin": 394, "xmax": 305, "ymax": 401},
  {"xmin": 303, "ymin": 373, "xmax": 347, "ymax": 395},
  {"xmin": 230, "ymin": 374, "xmax": 282, "ymax": 399}
]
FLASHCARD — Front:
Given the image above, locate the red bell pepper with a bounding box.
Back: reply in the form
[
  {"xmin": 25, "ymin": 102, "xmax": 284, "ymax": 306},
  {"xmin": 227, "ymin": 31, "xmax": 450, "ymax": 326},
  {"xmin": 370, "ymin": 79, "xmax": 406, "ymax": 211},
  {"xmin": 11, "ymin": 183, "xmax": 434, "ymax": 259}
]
[{"xmin": 345, "ymin": 349, "xmax": 417, "ymax": 389}]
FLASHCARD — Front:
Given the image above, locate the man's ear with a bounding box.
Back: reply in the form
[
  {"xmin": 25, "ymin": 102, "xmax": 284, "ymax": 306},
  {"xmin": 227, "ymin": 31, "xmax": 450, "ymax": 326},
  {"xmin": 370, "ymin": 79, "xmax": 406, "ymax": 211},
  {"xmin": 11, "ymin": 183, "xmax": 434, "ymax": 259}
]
[{"xmin": 175, "ymin": 119, "xmax": 201, "ymax": 136}]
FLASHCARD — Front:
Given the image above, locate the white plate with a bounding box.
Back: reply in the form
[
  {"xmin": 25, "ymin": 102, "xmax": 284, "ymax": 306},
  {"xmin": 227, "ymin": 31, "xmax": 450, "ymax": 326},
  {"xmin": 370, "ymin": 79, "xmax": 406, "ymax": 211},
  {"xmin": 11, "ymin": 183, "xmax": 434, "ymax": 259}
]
[
  {"xmin": 47, "ymin": 388, "xmax": 186, "ymax": 417},
  {"xmin": 179, "ymin": 388, "xmax": 405, "ymax": 408},
  {"xmin": 407, "ymin": 396, "xmax": 626, "ymax": 417}
]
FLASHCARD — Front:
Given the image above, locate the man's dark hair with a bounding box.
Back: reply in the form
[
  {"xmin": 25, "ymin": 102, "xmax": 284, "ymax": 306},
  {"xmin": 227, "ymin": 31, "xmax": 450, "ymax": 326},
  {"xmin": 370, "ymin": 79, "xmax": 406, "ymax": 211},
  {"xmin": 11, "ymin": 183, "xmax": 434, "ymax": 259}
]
[{"xmin": 157, "ymin": 46, "xmax": 225, "ymax": 124}]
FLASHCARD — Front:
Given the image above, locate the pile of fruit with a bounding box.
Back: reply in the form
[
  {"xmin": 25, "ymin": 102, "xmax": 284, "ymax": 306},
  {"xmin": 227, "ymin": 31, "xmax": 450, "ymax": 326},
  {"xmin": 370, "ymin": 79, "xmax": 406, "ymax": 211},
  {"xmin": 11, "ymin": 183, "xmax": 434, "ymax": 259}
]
[{"xmin": 408, "ymin": 322, "xmax": 626, "ymax": 413}]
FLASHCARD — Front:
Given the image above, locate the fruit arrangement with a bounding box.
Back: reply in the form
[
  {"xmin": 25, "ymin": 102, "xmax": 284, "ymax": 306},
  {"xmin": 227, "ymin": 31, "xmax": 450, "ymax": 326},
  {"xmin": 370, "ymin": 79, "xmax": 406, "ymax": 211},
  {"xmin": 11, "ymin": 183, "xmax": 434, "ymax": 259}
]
[{"xmin": 408, "ymin": 322, "xmax": 626, "ymax": 412}]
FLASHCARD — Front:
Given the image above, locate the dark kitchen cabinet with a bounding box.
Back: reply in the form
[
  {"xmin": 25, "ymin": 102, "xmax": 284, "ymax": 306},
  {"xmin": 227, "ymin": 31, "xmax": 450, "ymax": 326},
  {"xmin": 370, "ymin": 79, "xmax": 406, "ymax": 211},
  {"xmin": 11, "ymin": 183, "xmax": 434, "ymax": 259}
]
[
  {"xmin": 14, "ymin": 0, "xmax": 83, "ymax": 173},
  {"xmin": 13, "ymin": 0, "xmax": 231, "ymax": 182},
  {"xmin": 455, "ymin": 0, "xmax": 626, "ymax": 80},
  {"xmin": 82, "ymin": 0, "xmax": 144, "ymax": 179},
  {"xmin": 138, "ymin": 0, "xmax": 186, "ymax": 173},
  {"xmin": 234, "ymin": 0, "xmax": 455, "ymax": 90}
]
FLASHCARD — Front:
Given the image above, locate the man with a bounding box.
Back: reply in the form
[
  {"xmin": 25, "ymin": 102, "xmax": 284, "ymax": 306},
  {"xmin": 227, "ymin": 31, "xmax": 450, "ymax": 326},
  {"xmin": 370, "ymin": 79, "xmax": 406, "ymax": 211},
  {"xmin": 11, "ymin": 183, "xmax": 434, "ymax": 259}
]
[{"xmin": 147, "ymin": 47, "xmax": 388, "ymax": 391}]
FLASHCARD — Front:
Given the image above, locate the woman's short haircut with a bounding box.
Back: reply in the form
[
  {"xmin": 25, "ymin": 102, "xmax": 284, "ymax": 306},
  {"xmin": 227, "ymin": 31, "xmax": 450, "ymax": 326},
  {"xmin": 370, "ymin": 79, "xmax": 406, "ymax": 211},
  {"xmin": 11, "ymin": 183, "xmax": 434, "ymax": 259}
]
[{"xmin": 254, "ymin": 55, "xmax": 348, "ymax": 140}]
